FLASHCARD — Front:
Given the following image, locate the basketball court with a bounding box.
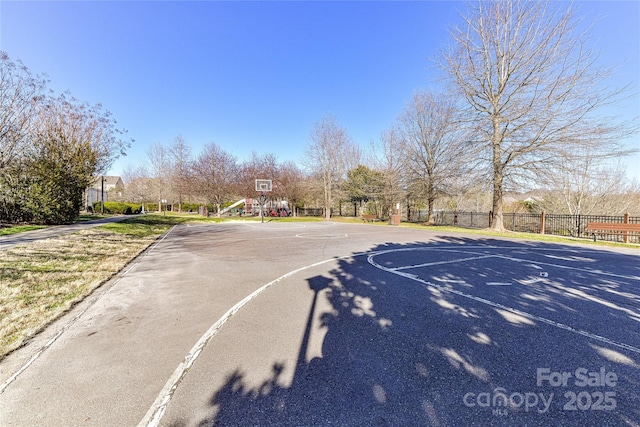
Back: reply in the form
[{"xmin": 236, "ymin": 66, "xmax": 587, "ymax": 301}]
[{"xmin": 0, "ymin": 219, "xmax": 638, "ymax": 426}]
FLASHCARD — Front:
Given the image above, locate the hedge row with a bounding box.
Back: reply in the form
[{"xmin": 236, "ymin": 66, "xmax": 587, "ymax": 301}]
[
  {"xmin": 134, "ymin": 203, "xmax": 200, "ymax": 212},
  {"xmin": 92, "ymin": 202, "xmax": 142, "ymax": 215}
]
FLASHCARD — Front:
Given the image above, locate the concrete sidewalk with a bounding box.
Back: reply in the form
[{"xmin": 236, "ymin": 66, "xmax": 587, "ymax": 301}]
[{"xmin": 0, "ymin": 215, "xmax": 129, "ymax": 250}]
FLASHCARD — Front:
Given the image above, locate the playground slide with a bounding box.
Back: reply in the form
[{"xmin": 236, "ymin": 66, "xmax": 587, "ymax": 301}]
[{"xmin": 219, "ymin": 199, "xmax": 245, "ymax": 215}]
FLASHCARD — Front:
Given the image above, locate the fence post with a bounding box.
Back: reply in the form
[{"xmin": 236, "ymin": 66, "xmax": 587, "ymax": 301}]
[
  {"xmin": 540, "ymin": 211, "xmax": 546, "ymax": 234},
  {"xmin": 577, "ymin": 214, "xmax": 581, "ymax": 238},
  {"xmin": 624, "ymin": 212, "xmax": 630, "ymax": 244}
]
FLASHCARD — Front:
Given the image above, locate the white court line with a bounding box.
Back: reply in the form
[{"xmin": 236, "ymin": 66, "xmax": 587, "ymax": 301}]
[
  {"xmin": 0, "ymin": 225, "xmax": 178, "ymax": 395},
  {"xmin": 494, "ymin": 254, "xmax": 640, "ymax": 281},
  {"xmin": 295, "ymin": 233, "xmax": 348, "ymax": 239},
  {"xmin": 432, "ymin": 278, "xmax": 466, "ymax": 284},
  {"xmin": 367, "ymin": 249, "xmax": 640, "ymax": 355},
  {"xmin": 373, "ymin": 247, "xmax": 640, "ymax": 281},
  {"xmin": 392, "ymin": 254, "xmax": 495, "ymax": 271},
  {"xmin": 139, "ymin": 245, "xmax": 640, "ymax": 426},
  {"xmin": 369, "ymin": 247, "xmax": 500, "ymax": 272},
  {"xmin": 138, "ymin": 252, "xmax": 359, "ymax": 427}
]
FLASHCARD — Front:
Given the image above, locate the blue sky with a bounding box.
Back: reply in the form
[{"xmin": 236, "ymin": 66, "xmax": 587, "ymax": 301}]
[{"xmin": 1, "ymin": 1, "xmax": 639, "ymax": 181}]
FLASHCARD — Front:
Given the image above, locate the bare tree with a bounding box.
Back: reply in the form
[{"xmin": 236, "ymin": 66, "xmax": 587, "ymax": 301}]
[
  {"xmin": 1, "ymin": 53, "xmax": 129, "ymax": 223},
  {"xmin": 0, "ymin": 52, "xmax": 46, "ymax": 222},
  {"xmin": 439, "ymin": 182, "xmax": 493, "ymax": 213},
  {"xmin": 121, "ymin": 164, "xmax": 152, "ymax": 209},
  {"xmin": 38, "ymin": 93, "xmax": 129, "ymax": 174},
  {"xmin": 0, "ymin": 52, "xmax": 46, "ymax": 175},
  {"xmin": 275, "ymin": 161, "xmax": 308, "ymax": 217},
  {"xmin": 369, "ymin": 127, "xmax": 406, "ymax": 218},
  {"xmin": 399, "ymin": 91, "xmax": 466, "ymax": 223},
  {"xmin": 441, "ymin": 0, "xmax": 638, "ymax": 230},
  {"xmin": 146, "ymin": 142, "xmax": 170, "ymax": 212},
  {"xmin": 169, "ymin": 136, "xmax": 193, "ymax": 212},
  {"xmin": 538, "ymin": 146, "xmax": 639, "ymax": 215},
  {"xmin": 235, "ymin": 152, "xmax": 280, "ymax": 216},
  {"xmin": 193, "ymin": 142, "xmax": 237, "ymax": 216},
  {"xmin": 622, "ymin": 185, "xmax": 640, "ymax": 216},
  {"xmin": 304, "ymin": 115, "xmax": 359, "ymax": 220},
  {"xmin": 238, "ymin": 152, "xmax": 279, "ymax": 197},
  {"xmin": 21, "ymin": 93, "xmax": 129, "ymax": 223}
]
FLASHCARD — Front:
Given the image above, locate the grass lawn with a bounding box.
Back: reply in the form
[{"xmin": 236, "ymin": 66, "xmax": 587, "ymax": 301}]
[
  {"xmin": 0, "ymin": 214, "xmax": 184, "ymax": 359},
  {"xmin": 0, "ymin": 225, "xmax": 47, "ymax": 236},
  {"xmin": 0, "ymin": 213, "xmax": 241, "ymax": 359}
]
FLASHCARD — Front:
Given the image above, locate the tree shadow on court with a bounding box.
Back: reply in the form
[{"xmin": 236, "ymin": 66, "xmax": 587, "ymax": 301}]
[{"xmin": 179, "ymin": 238, "xmax": 639, "ymax": 426}]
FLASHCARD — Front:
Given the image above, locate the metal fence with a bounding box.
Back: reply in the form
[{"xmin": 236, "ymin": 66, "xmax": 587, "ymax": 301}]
[
  {"xmin": 298, "ymin": 208, "xmax": 325, "ymax": 217},
  {"xmin": 298, "ymin": 207, "xmax": 639, "ymax": 243},
  {"xmin": 431, "ymin": 211, "xmax": 490, "ymax": 229},
  {"xmin": 426, "ymin": 211, "xmax": 639, "ymax": 244}
]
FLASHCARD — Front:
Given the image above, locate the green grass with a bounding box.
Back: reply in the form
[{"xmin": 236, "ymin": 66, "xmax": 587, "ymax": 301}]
[
  {"xmin": 0, "ymin": 219, "xmax": 173, "ymax": 360},
  {"xmin": 97, "ymin": 218, "xmax": 174, "ymax": 238},
  {"xmin": 1, "ymin": 212, "xmax": 236, "ymax": 359},
  {"xmin": 95, "ymin": 213, "xmax": 222, "ymax": 236},
  {"xmin": 0, "ymin": 225, "xmax": 47, "ymax": 236}
]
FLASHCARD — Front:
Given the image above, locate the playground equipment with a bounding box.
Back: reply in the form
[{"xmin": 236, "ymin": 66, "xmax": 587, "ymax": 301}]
[{"xmin": 219, "ymin": 199, "xmax": 246, "ymax": 215}]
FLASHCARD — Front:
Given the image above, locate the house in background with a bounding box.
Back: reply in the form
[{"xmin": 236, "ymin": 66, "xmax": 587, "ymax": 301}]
[{"xmin": 85, "ymin": 176, "xmax": 124, "ymax": 209}]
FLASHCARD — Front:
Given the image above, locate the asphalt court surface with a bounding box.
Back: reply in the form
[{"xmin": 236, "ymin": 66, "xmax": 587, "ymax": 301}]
[{"xmin": 1, "ymin": 221, "xmax": 638, "ymax": 426}]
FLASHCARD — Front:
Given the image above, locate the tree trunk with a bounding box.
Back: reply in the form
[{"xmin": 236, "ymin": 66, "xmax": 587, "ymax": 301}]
[
  {"xmin": 324, "ymin": 179, "xmax": 332, "ymax": 220},
  {"xmin": 427, "ymin": 196, "xmax": 436, "ymax": 225},
  {"xmin": 490, "ymin": 115, "xmax": 506, "ymax": 231},
  {"xmin": 491, "ymin": 163, "xmax": 505, "ymax": 230},
  {"xmin": 426, "ymin": 178, "xmax": 436, "ymax": 224}
]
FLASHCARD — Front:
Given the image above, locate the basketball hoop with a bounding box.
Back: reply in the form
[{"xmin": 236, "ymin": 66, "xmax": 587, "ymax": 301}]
[
  {"xmin": 255, "ymin": 179, "xmax": 272, "ymax": 223},
  {"xmin": 255, "ymin": 179, "xmax": 272, "ymax": 192}
]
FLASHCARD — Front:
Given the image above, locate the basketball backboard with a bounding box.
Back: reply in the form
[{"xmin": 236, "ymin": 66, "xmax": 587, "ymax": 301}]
[{"xmin": 255, "ymin": 179, "xmax": 272, "ymax": 192}]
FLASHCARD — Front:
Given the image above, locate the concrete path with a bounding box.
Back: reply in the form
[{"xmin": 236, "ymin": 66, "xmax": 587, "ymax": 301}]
[
  {"xmin": 0, "ymin": 216, "xmax": 128, "ymax": 251},
  {"xmin": 0, "ymin": 221, "xmax": 638, "ymax": 426}
]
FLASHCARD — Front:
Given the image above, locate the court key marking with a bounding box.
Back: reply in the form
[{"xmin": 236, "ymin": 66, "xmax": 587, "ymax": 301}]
[{"xmin": 367, "ymin": 248, "xmax": 640, "ymax": 355}]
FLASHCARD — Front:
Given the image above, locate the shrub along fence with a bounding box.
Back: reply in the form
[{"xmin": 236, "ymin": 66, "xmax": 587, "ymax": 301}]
[
  {"xmin": 425, "ymin": 211, "xmax": 639, "ymax": 244},
  {"xmin": 92, "ymin": 202, "xmax": 142, "ymax": 215}
]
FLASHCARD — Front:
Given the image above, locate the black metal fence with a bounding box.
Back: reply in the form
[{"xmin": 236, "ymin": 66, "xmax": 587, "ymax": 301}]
[
  {"xmin": 298, "ymin": 208, "xmax": 325, "ymax": 217},
  {"xmin": 431, "ymin": 211, "xmax": 490, "ymax": 229},
  {"xmin": 297, "ymin": 207, "xmax": 638, "ymax": 243},
  {"xmin": 425, "ymin": 211, "xmax": 639, "ymax": 244},
  {"xmin": 542, "ymin": 214, "xmax": 623, "ymax": 239}
]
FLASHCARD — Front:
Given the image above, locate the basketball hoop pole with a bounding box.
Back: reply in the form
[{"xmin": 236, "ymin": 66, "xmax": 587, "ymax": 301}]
[{"xmin": 255, "ymin": 179, "xmax": 272, "ymax": 224}]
